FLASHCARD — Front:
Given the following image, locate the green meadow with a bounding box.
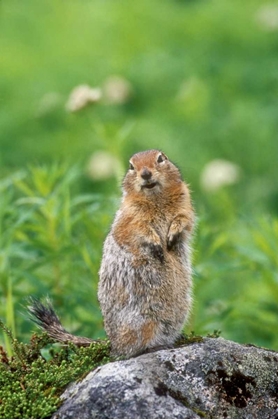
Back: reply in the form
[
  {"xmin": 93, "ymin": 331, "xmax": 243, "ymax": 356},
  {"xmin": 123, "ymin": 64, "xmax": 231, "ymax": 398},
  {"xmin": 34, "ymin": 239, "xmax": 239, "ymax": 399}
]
[{"xmin": 1, "ymin": 0, "xmax": 278, "ymax": 351}]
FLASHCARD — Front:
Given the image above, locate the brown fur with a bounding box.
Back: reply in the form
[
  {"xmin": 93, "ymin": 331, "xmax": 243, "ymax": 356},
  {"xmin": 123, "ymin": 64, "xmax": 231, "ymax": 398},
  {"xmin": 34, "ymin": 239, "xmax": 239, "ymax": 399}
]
[
  {"xmin": 98, "ymin": 149, "xmax": 195, "ymax": 357},
  {"xmin": 29, "ymin": 150, "xmax": 195, "ymax": 359}
]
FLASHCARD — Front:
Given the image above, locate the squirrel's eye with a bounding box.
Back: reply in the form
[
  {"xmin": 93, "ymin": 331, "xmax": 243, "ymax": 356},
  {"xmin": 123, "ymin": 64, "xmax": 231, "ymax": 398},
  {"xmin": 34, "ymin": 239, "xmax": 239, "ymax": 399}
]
[
  {"xmin": 129, "ymin": 162, "xmax": 135, "ymax": 170},
  {"xmin": 157, "ymin": 154, "xmax": 165, "ymax": 163}
]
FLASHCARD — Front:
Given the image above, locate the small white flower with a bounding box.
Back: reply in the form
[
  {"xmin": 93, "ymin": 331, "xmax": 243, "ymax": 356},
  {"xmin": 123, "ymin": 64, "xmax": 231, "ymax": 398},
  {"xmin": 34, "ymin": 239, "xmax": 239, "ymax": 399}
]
[
  {"xmin": 256, "ymin": 4, "xmax": 278, "ymax": 31},
  {"xmin": 200, "ymin": 159, "xmax": 241, "ymax": 192},
  {"xmin": 66, "ymin": 85, "xmax": 102, "ymax": 112},
  {"xmin": 103, "ymin": 76, "xmax": 133, "ymax": 105},
  {"xmin": 86, "ymin": 151, "xmax": 121, "ymax": 180}
]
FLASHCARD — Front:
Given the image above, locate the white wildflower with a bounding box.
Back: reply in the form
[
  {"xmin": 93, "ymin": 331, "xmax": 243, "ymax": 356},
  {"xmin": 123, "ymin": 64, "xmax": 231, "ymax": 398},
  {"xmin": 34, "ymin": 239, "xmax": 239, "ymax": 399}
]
[
  {"xmin": 200, "ymin": 159, "xmax": 241, "ymax": 192},
  {"xmin": 103, "ymin": 76, "xmax": 133, "ymax": 105},
  {"xmin": 66, "ymin": 85, "xmax": 102, "ymax": 112},
  {"xmin": 86, "ymin": 151, "xmax": 121, "ymax": 180},
  {"xmin": 256, "ymin": 4, "xmax": 278, "ymax": 31}
]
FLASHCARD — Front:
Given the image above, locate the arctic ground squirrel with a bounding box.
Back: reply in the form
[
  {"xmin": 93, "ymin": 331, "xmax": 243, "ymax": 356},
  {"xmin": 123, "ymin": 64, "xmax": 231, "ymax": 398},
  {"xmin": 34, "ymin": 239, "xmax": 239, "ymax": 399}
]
[{"xmin": 29, "ymin": 149, "xmax": 195, "ymax": 358}]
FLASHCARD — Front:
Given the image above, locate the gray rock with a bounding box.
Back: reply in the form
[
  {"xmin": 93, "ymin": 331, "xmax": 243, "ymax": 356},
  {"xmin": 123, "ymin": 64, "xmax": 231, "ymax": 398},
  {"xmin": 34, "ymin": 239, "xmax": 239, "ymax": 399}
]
[{"xmin": 53, "ymin": 338, "xmax": 278, "ymax": 419}]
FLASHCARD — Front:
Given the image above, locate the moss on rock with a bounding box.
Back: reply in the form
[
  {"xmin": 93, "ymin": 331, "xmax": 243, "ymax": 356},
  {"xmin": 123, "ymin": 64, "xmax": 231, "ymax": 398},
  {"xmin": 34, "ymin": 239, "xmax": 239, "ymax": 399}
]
[{"xmin": 0, "ymin": 320, "xmax": 111, "ymax": 419}]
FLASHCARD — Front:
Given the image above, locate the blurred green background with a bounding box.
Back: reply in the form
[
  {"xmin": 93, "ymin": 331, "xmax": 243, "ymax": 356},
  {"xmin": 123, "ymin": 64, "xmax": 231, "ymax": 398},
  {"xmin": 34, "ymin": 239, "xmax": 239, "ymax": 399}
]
[{"xmin": 1, "ymin": 0, "xmax": 278, "ymax": 351}]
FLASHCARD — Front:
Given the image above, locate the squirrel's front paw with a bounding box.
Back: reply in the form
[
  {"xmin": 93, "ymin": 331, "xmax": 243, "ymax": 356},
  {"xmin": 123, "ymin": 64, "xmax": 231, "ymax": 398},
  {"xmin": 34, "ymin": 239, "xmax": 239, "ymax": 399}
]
[
  {"xmin": 167, "ymin": 218, "xmax": 187, "ymax": 250},
  {"xmin": 167, "ymin": 232, "xmax": 180, "ymax": 250},
  {"xmin": 143, "ymin": 242, "xmax": 164, "ymax": 263}
]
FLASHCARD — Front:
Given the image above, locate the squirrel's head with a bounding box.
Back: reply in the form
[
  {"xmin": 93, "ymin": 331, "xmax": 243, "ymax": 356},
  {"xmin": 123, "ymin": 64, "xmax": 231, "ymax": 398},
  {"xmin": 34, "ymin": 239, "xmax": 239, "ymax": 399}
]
[{"xmin": 122, "ymin": 149, "xmax": 182, "ymax": 196}]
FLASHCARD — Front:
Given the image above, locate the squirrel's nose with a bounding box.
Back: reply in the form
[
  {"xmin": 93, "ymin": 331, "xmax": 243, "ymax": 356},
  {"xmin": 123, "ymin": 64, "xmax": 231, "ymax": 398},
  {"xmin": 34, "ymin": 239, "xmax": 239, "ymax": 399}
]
[{"xmin": 141, "ymin": 168, "xmax": 152, "ymax": 180}]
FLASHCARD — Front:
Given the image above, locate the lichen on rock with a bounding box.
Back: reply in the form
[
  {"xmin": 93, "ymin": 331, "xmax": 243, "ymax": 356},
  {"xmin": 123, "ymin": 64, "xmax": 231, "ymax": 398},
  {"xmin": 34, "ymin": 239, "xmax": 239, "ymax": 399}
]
[{"xmin": 53, "ymin": 338, "xmax": 278, "ymax": 419}]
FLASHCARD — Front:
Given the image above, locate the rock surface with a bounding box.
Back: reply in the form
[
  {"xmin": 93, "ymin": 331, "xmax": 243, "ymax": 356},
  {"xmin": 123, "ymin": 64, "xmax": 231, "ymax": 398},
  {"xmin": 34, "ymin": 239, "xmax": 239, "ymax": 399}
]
[{"xmin": 53, "ymin": 338, "xmax": 278, "ymax": 419}]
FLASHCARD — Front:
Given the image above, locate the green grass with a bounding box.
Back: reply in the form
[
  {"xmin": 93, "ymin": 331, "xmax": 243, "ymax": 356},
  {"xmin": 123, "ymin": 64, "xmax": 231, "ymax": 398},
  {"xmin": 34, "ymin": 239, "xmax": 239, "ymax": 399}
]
[
  {"xmin": 1, "ymin": 0, "xmax": 277, "ymax": 214},
  {"xmin": 0, "ymin": 0, "xmax": 278, "ymax": 355}
]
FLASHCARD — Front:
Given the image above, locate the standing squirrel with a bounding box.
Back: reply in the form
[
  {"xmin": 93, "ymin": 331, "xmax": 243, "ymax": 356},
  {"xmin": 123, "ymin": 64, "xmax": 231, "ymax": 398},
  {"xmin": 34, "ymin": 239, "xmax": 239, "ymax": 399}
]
[{"xmin": 29, "ymin": 149, "xmax": 195, "ymax": 358}]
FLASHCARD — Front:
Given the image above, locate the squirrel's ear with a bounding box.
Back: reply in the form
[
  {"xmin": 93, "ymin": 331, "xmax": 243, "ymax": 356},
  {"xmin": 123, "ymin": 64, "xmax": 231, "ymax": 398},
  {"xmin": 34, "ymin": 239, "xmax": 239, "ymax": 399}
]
[
  {"xmin": 157, "ymin": 152, "xmax": 168, "ymax": 163},
  {"xmin": 129, "ymin": 162, "xmax": 135, "ymax": 170}
]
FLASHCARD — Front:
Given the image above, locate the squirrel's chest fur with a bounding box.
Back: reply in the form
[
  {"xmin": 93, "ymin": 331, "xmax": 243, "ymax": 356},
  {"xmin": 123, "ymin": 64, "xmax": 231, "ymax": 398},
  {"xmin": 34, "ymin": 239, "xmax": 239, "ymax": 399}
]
[{"xmin": 113, "ymin": 205, "xmax": 174, "ymax": 259}]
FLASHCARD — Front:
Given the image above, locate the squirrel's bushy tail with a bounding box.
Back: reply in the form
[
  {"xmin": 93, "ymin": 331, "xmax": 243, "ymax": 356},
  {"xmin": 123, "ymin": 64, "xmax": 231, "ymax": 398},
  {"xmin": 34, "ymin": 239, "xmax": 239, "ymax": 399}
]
[{"xmin": 27, "ymin": 297, "xmax": 95, "ymax": 347}]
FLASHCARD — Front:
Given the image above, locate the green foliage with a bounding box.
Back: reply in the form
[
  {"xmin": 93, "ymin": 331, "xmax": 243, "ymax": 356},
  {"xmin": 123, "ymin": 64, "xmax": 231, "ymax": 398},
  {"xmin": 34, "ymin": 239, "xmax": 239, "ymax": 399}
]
[
  {"xmin": 0, "ymin": 164, "xmax": 116, "ymax": 346},
  {"xmin": 0, "ymin": 0, "xmax": 277, "ymax": 217},
  {"xmin": 0, "ymin": 320, "xmax": 110, "ymax": 419},
  {"xmin": 0, "ymin": 4, "xmax": 278, "ymax": 407},
  {"xmin": 193, "ymin": 208, "xmax": 278, "ymax": 349}
]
